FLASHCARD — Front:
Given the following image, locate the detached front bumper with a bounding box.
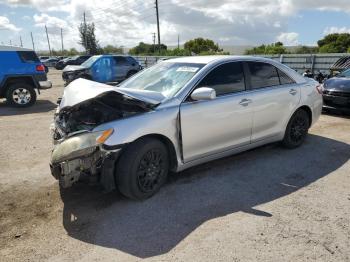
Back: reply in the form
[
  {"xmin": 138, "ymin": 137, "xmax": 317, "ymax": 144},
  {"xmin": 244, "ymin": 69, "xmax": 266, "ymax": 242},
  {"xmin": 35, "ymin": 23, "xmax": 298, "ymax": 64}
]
[{"xmin": 50, "ymin": 131, "xmax": 123, "ymax": 192}]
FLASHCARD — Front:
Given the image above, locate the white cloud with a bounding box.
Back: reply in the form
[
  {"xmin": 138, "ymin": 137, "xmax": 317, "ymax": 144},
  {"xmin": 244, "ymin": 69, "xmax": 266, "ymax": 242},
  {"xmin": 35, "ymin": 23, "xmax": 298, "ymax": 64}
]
[
  {"xmin": 3, "ymin": 0, "xmax": 350, "ymax": 50},
  {"xmin": 324, "ymin": 26, "xmax": 350, "ymax": 35},
  {"xmin": 33, "ymin": 13, "xmax": 67, "ymax": 31},
  {"xmin": 277, "ymin": 32, "xmax": 299, "ymax": 46},
  {"xmin": 0, "ymin": 16, "xmax": 21, "ymax": 31}
]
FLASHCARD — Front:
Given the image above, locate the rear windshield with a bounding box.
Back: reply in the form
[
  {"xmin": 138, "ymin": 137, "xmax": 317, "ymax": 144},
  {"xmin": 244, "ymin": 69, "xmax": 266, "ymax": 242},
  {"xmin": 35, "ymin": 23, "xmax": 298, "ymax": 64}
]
[{"xmin": 17, "ymin": 51, "xmax": 40, "ymax": 63}]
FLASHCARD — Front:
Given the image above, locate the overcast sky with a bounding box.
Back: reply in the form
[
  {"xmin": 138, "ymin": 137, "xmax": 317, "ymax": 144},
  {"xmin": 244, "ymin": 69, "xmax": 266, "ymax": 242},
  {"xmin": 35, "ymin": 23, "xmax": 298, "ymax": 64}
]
[{"xmin": 1, "ymin": 0, "xmax": 350, "ymax": 51}]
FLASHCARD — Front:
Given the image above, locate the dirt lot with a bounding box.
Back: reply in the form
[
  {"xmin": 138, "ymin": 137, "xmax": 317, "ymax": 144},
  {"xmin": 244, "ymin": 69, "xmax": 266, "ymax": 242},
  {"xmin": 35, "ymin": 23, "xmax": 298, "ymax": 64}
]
[{"xmin": 0, "ymin": 69, "xmax": 349, "ymax": 261}]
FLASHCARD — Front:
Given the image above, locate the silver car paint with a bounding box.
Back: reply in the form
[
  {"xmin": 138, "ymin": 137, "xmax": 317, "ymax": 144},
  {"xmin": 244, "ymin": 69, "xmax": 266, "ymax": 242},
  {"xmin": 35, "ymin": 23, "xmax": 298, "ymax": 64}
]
[
  {"xmin": 59, "ymin": 78, "xmax": 166, "ymax": 109},
  {"xmin": 57, "ymin": 56, "xmax": 322, "ymax": 173}
]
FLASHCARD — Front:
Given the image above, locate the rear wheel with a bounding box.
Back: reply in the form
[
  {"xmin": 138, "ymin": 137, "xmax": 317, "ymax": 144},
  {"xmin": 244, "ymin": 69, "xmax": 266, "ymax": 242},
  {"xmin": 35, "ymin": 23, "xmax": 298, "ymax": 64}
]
[
  {"xmin": 6, "ymin": 82, "xmax": 37, "ymax": 107},
  {"xmin": 116, "ymin": 138, "xmax": 169, "ymax": 200},
  {"xmin": 282, "ymin": 109, "xmax": 310, "ymax": 148}
]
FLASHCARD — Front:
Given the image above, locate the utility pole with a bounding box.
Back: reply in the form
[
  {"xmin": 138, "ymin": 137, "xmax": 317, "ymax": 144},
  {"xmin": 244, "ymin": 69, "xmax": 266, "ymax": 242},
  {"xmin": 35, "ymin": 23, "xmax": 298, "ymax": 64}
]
[
  {"xmin": 30, "ymin": 32, "xmax": 35, "ymax": 50},
  {"xmin": 19, "ymin": 36, "xmax": 23, "ymax": 47},
  {"xmin": 177, "ymin": 34, "xmax": 180, "ymax": 49},
  {"xmin": 45, "ymin": 24, "xmax": 52, "ymax": 56},
  {"xmin": 152, "ymin": 32, "xmax": 156, "ymax": 53},
  {"xmin": 84, "ymin": 12, "xmax": 88, "ymax": 54},
  {"xmin": 60, "ymin": 28, "xmax": 64, "ymax": 53},
  {"xmin": 155, "ymin": 0, "xmax": 161, "ymax": 54}
]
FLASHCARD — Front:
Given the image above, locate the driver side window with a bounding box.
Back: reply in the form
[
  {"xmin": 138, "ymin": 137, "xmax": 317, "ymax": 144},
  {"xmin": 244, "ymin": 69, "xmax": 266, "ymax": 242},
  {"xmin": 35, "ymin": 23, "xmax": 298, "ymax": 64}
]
[{"xmin": 197, "ymin": 62, "xmax": 246, "ymax": 96}]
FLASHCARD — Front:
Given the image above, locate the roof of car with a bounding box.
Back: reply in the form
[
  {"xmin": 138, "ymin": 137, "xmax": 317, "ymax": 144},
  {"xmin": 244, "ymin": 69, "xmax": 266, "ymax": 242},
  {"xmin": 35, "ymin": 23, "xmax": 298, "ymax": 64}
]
[
  {"xmin": 0, "ymin": 45, "xmax": 33, "ymax": 51},
  {"xmin": 164, "ymin": 55, "xmax": 273, "ymax": 64}
]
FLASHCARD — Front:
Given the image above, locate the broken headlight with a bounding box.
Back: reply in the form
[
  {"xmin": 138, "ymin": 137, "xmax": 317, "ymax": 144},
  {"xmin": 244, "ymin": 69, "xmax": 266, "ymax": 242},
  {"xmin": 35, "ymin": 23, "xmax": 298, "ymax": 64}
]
[{"xmin": 51, "ymin": 128, "xmax": 114, "ymax": 164}]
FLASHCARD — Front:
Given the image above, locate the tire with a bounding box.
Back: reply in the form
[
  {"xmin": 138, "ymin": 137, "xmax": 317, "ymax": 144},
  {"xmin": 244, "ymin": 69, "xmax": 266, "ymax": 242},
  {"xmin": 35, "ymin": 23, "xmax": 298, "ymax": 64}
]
[
  {"xmin": 116, "ymin": 138, "xmax": 169, "ymax": 200},
  {"xmin": 282, "ymin": 109, "xmax": 310, "ymax": 149},
  {"xmin": 6, "ymin": 82, "xmax": 37, "ymax": 107}
]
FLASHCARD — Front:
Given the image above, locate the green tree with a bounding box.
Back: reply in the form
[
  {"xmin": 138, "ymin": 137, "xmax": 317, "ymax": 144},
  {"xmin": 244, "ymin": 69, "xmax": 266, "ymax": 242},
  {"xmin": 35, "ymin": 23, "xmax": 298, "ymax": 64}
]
[
  {"xmin": 293, "ymin": 45, "xmax": 319, "ymax": 54},
  {"xmin": 184, "ymin": 38, "xmax": 221, "ymax": 54},
  {"xmin": 102, "ymin": 45, "xmax": 124, "ymax": 54},
  {"xmin": 245, "ymin": 42, "xmax": 287, "ymax": 55},
  {"xmin": 78, "ymin": 22, "xmax": 100, "ymax": 55},
  {"xmin": 317, "ymin": 33, "xmax": 350, "ymax": 53},
  {"xmin": 129, "ymin": 42, "xmax": 167, "ymax": 55}
]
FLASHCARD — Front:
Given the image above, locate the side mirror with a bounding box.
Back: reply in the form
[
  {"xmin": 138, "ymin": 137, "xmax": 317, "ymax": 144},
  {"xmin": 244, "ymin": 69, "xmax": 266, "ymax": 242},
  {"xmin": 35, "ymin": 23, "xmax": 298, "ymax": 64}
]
[{"xmin": 191, "ymin": 87, "xmax": 216, "ymax": 101}]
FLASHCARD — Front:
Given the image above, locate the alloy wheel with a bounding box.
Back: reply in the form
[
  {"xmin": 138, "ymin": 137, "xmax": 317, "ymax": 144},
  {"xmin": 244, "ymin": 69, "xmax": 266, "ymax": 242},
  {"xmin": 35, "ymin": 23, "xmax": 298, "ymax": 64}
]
[
  {"xmin": 12, "ymin": 88, "xmax": 31, "ymax": 105},
  {"xmin": 137, "ymin": 149, "xmax": 166, "ymax": 193}
]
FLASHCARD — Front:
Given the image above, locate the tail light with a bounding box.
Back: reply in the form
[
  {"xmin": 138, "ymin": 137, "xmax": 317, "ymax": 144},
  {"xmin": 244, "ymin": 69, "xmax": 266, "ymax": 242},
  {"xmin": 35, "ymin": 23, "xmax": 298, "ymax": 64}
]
[
  {"xmin": 36, "ymin": 64, "xmax": 45, "ymax": 72},
  {"xmin": 316, "ymin": 84, "xmax": 324, "ymax": 94}
]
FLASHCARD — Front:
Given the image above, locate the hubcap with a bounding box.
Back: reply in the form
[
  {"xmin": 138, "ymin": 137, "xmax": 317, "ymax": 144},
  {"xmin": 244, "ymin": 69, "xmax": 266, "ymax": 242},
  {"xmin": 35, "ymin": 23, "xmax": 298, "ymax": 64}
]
[
  {"xmin": 12, "ymin": 88, "xmax": 31, "ymax": 105},
  {"xmin": 137, "ymin": 149, "xmax": 165, "ymax": 193},
  {"xmin": 290, "ymin": 116, "xmax": 307, "ymax": 143}
]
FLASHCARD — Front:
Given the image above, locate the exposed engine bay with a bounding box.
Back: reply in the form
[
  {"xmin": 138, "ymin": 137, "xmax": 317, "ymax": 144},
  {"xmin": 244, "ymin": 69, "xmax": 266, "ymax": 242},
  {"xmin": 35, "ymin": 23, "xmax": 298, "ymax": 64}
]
[{"xmin": 53, "ymin": 91, "xmax": 152, "ymax": 141}]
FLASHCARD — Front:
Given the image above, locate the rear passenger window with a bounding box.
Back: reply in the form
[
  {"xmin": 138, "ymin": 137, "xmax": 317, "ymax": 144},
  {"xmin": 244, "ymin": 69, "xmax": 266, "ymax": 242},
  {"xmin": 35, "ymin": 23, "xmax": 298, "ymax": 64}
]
[
  {"xmin": 114, "ymin": 56, "xmax": 127, "ymax": 65},
  {"xmin": 197, "ymin": 62, "xmax": 245, "ymax": 96},
  {"xmin": 17, "ymin": 51, "xmax": 40, "ymax": 63},
  {"xmin": 247, "ymin": 62, "xmax": 280, "ymax": 89},
  {"xmin": 278, "ymin": 69, "xmax": 295, "ymax": 85}
]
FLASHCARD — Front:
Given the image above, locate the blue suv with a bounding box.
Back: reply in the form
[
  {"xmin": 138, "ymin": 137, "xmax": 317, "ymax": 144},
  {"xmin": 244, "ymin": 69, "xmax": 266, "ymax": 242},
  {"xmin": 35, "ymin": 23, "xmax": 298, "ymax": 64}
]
[
  {"xmin": 62, "ymin": 55, "xmax": 142, "ymax": 84},
  {"xmin": 0, "ymin": 46, "xmax": 52, "ymax": 107}
]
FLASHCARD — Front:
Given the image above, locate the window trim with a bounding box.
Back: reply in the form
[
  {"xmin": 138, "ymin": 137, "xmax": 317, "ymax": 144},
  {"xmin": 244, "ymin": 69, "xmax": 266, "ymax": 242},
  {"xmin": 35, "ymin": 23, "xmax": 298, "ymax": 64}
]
[
  {"xmin": 244, "ymin": 61, "xmax": 281, "ymax": 90},
  {"xmin": 277, "ymin": 68, "xmax": 296, "ymax": 85},
  {"xmin": 184, "ymin": 61, "xmax": 247, "ymax": 102}
]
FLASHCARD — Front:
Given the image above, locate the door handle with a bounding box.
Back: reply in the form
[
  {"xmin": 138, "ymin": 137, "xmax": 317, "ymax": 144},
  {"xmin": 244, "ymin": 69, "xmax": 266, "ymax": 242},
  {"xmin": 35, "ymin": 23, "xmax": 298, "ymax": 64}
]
[
  {"xmin": 289, "ymin": 89, "xmax": 298, "ymax": 95},
  {"xmin": 239, "ymin": 98, "xmax": 252, "ymax": 106}
]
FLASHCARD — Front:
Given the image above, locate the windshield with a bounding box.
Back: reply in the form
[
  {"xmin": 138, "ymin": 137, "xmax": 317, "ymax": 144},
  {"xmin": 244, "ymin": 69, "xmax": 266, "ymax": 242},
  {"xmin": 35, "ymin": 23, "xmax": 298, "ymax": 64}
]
[
  {"xmin": 120, "ymin": 62, "xmax": 205, "ymax": 98},
  {"xmin": 337, "ymin": 68, "xmax": 350, "ymax": 78},
  {"xmin": 81, "ymin": 56, "xmax": 101, "ymax": 68}
]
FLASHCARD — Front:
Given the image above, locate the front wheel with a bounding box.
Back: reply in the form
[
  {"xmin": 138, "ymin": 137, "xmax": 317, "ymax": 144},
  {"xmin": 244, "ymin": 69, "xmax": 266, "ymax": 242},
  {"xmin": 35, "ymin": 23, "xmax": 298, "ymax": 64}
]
[
  {"xmin": 282, "ymin": 109, "xmax": 310, "ymax": 148},
  {"xmin": 6, "ymin": 83, "xmax": 37, "ymax": 107},
  {"xmin": 116, "ymin": 138, "xmax": 169, "ymax": 200}
]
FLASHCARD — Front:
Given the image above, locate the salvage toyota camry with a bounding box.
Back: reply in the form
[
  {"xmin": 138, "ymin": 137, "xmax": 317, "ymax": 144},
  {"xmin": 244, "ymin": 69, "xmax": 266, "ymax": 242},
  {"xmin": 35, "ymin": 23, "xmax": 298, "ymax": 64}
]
[{"xmin": 50, "ymin": 56, "xmax": 323, "ymax": 200}]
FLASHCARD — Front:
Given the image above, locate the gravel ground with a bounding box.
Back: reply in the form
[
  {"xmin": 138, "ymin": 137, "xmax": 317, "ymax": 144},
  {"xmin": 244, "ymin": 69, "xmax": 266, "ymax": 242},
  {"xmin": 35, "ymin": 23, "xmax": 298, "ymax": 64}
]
[{"xmin": 0, "ymin": 69, "xmax": 349, "ymax": 262}]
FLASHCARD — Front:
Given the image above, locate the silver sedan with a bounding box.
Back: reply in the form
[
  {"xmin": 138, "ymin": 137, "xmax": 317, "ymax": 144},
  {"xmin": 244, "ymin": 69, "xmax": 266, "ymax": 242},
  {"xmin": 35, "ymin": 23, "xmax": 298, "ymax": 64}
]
[{"xmin": 50, "ymin": 56, "xmax": 323, "ymax": 200}]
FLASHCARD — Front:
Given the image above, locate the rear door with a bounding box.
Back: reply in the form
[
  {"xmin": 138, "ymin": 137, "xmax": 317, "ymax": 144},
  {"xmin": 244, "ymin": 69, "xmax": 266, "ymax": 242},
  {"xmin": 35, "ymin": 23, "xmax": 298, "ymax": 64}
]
[
  {"xmin": 245, "ymin": 61, "xmax": 301, "ymax": 142},
  {"xmin": 114, "ymin": 56, "xmax": 129, "ymax": 80},
  {"xmin": 180, "ymin": 61, "xmax": 253, "ymax": 162}
]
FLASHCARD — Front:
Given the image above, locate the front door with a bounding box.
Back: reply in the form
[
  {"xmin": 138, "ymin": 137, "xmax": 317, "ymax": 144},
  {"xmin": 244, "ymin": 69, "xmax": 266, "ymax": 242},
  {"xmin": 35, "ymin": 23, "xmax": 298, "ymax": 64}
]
[{"xmin": 180, "ymin": 61, "xmax": 253, "ymax": 162}]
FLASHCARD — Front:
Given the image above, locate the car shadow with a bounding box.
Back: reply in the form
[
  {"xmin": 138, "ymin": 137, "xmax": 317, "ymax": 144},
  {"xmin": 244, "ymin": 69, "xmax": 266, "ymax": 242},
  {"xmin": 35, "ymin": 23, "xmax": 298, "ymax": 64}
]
[
  {"xmin": 0, "ymin": 99, "xmax": 57, "ymax": 116},
  {"xmin": 60, "ymin": 134, "xmax": 350, "ymax": 258}
]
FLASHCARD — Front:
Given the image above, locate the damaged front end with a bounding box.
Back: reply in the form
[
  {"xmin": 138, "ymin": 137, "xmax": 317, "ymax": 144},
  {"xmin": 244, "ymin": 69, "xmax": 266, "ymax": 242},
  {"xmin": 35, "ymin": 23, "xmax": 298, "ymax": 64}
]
[{"xmin": 50, "ymin": 79, "xmax": 162, "ymax": 191}]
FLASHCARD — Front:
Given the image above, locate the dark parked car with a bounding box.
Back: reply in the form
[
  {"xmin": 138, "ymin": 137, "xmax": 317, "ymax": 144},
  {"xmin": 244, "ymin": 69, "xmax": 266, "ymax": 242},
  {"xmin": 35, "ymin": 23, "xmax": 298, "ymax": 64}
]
[
  {"xmin": 322, "ymin": 68, "xmax": 350, "ymax": 113},
  {"xmin": 42, "ymin": 57, "xmax": 60, "ymax": 67},
  {"xmin": 55, "ymin": 55, "xmax": 91, "ymax": 70},
  {"xmin": 62, "ymin": 55, "xmax": 142, "ymax": 84}
]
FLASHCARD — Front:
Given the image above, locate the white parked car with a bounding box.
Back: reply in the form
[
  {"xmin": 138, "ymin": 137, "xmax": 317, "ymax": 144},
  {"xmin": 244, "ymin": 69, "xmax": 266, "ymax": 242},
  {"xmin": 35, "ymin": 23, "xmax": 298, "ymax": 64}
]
[{"xmin": 50, "ymin": 56, "xmax": 323, "ymax": 200}]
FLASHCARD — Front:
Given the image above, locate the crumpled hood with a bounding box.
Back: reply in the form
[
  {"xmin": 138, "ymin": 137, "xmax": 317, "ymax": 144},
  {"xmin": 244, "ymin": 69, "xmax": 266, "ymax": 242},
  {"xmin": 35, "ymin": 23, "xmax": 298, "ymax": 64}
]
[
  {"xmin": 63, "ymin": 65, "xmax": 86, "ymax": 72},
  {"xmin": 324, "ymin": 77, "xmax": 350, "ymax": 92},
  {"xmin": 59, "ymin": 78, "xmax": 166, "ymax": 110}
]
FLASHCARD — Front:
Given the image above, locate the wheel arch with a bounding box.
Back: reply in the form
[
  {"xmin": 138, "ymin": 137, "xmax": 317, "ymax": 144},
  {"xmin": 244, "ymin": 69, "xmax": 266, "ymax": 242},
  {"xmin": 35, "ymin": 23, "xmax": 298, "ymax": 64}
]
[
  {"xmin": 296, "ymin": 105, "xmax": 312, "ymax": 128},
  {"xmin": 0, "ymin": 75, "xmax": 37, "ymax": 97},
  {"xmin": 128, "ymin": 133, "xmax": 178, "ymax": 171}
]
